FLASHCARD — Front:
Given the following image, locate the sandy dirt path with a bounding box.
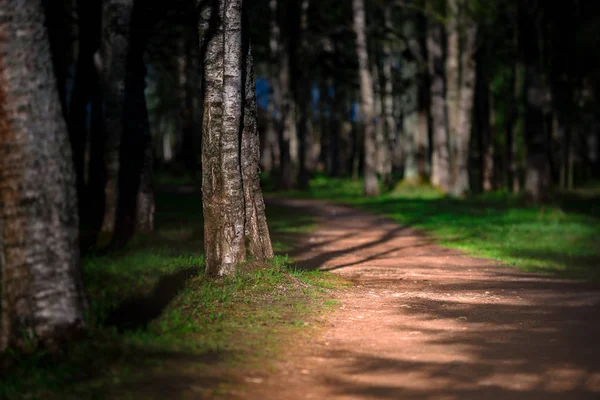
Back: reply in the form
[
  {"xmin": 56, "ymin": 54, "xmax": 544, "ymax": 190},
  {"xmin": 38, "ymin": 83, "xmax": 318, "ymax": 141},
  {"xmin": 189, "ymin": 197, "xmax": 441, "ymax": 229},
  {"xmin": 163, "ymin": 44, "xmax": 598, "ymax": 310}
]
[{"xmin": 242, "ymin": 198, "xmax": 600, "ymax": 400}]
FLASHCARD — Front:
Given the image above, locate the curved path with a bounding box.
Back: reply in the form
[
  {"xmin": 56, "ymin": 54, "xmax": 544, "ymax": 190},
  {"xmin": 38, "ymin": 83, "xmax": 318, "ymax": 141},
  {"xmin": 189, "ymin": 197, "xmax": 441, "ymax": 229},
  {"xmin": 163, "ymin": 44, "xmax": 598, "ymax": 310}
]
[{"xmin": 245, "ymin": 198, "xmax": 600, "ymax": 400}]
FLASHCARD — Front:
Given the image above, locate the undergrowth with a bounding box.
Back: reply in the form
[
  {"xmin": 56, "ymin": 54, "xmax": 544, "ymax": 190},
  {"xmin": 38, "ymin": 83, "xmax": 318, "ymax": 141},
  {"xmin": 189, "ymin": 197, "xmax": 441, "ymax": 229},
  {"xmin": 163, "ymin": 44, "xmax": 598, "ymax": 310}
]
[{"xmin": 0, "ymin": 191, "xmax": 344, "ymax": 399}]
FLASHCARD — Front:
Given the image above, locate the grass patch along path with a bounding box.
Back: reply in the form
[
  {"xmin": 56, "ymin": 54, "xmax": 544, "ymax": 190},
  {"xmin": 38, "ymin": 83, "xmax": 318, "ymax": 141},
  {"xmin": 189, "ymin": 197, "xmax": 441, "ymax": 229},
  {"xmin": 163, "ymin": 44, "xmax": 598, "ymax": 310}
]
[
  {"xmin": 0, "ymin": 189, "xmax": 345, "ymax": 400},
  {"xmin": 243, "ymin": 197, "xmax": 600, "ymax": 400},
  {"xmin": 270, "ymin": 177, "xmax": 600, "ymax": 281}
]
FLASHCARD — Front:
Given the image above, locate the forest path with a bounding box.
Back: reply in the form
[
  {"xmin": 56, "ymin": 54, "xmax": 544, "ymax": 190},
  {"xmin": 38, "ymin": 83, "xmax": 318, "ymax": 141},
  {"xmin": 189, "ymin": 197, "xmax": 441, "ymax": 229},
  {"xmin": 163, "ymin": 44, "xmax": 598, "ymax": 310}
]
[{"xmin": 242, "ymin": 198, "xmax": 600, "ymax": 400}]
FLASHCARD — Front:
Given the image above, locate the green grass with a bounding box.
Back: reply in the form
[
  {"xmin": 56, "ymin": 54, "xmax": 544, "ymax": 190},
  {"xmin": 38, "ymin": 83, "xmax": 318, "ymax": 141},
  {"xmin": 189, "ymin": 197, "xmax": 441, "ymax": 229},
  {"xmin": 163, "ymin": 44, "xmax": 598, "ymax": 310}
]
[
  {"xmin": 270, "ymin": 175, "xmax": 600, "ymax": 281},
  {"xmin": 0, "ymin": 190, "xmax": 343, "ymax": 400}
]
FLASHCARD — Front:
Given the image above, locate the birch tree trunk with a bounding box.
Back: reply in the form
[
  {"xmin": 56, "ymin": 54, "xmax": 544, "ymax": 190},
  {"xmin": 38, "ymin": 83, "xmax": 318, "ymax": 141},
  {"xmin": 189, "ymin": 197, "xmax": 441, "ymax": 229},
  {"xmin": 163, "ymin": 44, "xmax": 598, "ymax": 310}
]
[
  {"xmin": 353, "ymin": 0, "xmax": 379, "ymax": 196},
  {"xmin": 427, "ymin": 2, "xmax": 451, "ymax": 191},
  {"xmin": 199, "ymin": 0, "xmax": 273, "ymax": 275},
  {"xmin": 0, "ymin": 0, "xmax": 87, "ymax": 350}
]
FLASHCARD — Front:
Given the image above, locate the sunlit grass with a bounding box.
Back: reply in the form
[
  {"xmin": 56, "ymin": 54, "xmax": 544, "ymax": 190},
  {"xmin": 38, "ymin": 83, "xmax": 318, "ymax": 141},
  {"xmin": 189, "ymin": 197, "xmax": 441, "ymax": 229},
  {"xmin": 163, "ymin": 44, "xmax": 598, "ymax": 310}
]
[
  {"xmin": 0, "ymin": 190, "xmax": 342, "ymax": 400},
  {"xmin": 271, "ymin": 176, "xmax": 600, "ymax": 281}
]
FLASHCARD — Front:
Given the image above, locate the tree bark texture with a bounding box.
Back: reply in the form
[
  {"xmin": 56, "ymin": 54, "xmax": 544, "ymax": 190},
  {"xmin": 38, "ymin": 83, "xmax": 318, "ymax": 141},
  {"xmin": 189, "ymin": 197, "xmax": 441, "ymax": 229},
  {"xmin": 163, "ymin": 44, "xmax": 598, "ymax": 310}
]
[
  {"xmin": 200, "ymin": 0, "xmax": 273, "ymax": 275},
  {"xmin": 241, "ymin": 40, "xmax": 274, "ymax": 261},
  {"xmin": 99, "ymin": 0, "xmax": 134, "ymax": 233},
  {"xmin": 426, "ymin": 4, "xmax": 450, "ymax": 191},
  {"xmin": 353, "ymin": 0, "xmax": 379, "ymax": 197},
  {"xmin": 0, "ymin": 0, "xmax": 87, "ymax": 351}
]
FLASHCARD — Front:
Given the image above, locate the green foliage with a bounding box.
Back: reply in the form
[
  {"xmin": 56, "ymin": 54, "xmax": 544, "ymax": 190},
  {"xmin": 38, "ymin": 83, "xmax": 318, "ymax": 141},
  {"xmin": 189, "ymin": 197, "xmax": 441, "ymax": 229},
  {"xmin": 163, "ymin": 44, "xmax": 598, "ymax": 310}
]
[
  {"xmin": 275, "ymin": 177, "xmax": 600, "ymax": 281},
  {"xmin": 0, "ymin": 191, "xmax": 342, "ymax": 399}
]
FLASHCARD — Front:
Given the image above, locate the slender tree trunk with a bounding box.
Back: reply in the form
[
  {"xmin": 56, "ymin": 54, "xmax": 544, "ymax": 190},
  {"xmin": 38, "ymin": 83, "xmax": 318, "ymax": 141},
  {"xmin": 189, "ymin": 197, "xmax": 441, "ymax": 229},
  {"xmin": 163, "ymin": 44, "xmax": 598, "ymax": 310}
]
[
  {"xmin": 483, "ymin": 83, "xmax": 496, "ymax": 192},
  {"xmin": 382, "ymin": 6, "xmax": 397, "ymax": 184},
  {"xmin": 68, "ymin": 0, "xmax": 98, "ymax": 221},
  {"xmin": 82, "ymin": 72, "xmax": 108, "ymax": 249},
  {"xmin": 0, "ymin": 0, "xmax": 87, "ymax": 350},
  {"xmin": 520, "ymin": 3, "xmax": 551, "ymax": 202},
  {"xmin": 201, "ymin": 0, "xmax": 246, "ymax": 275},
  {"xmin": 445, "ymin": 0, "xmax": 459, "ymax": 188},
  {"xmin": 99, "ymin": 0, "xmax": 134, "ymax": 233},
  {"xmin": 427, "ymin": 3, "xmax": 450, "ymax": 191},
  {"xmin": 353, "ymin": 0, "xmax": 379, "ymax": 196},
  {"xmin": 512, "ymin": 62, "xmax": 525, "ymax": 193},
  {"xmin": 241, "ymin": 31, "xmax": 274, "ymax": 260},
  {"xmin": 177, "ymin": 31, "xmax": 198, "ymax": 172},
  {"xmin": 277, "ymin": 0, "xmax": 299, "ymax": 189},
  {"xmin": 262, "ymin": 0, "xmax": 282, "ymax": 174},
  {"xmin": 111, "ymin": 4, "xmax": 154, "ymax": 247},
  {"xmin": 297, "ymin": 0, "xmax": 312, "ymax": 187},
  {"xmin": 69, "ymin": 0, "xmax": 102, "ymax": 250},
  {"xmin": 450, "ymin": 4, "xmax": 477, "ymax": 196},
  {"xmin": 401, "ymin": 61, "xmax": 420, "ymax": 182}
]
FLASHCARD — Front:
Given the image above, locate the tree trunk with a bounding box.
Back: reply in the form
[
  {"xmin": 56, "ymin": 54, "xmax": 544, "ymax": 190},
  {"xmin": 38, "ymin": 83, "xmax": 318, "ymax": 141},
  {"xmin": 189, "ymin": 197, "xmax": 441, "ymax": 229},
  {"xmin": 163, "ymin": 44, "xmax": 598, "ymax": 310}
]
[
  {"xmin": 241, "ymin": 34, "xmax": 274, "ymax": 261},
  {"xmin": 449, "ymin": 3, "xmax": 477, "ymax": 196},
  {"xmin": 277, "ymin": 0, "xmax": 299, "ymax": 190},
  {"xmin": 445, "ymin": 0, "xmax": 459, "ymax": 188},
  {"xmin": 297, "ymin": 0, "xmax": 312, "ymax": 188},
  {"xmin": 353, "ymin": 0, "xmax": 379, "ymax": 197},
  {"xmin": 0, "ymin": 0, "xmax": 87, "ymax": 350},
  {"xmin": 177, "ymin": 31, "xmax": 198, "ymax": 172},
  {"xmin": 82, "ymin": 71, "xmax": 108, "ymax": 250},
  {"xmin": 382, "ymin": 6, "xmax": 397, "ymax": 184},
  {"xmin": 262, "ymin": 0, "xmax": 282, "ymax": 175},
  {"xmin": 400, "ymin": 14, "xmax": 424, "ymax": 183},
  {"xmin": 426, "ymin": 2, "xmax": 450, "ymax": 191},
  {"xmin": 520, "ymin": 3, "xmax": 551, "ymax": 202},
  {"xmin": 401, "ymin": 60, "xmax": 420, "ymax": 182},
  {"xmin": 200, "ymin": 0, "xmax": 272, "ymax": 275},
  {"xmin": 111, "ymin": 4, "xmax": 154, "ymax": 247},
  {"xmin": 483, "ymin": 83, "xmax": 496, "ymax": 192},
  {"xmin": 99, "ymin": 0, "xmax": 134, "ymax": 233}
]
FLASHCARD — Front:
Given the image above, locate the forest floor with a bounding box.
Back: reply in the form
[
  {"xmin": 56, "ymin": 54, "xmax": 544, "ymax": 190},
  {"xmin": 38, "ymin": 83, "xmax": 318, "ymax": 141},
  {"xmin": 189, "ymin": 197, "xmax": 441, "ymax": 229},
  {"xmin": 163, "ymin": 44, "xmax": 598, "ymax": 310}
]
[{"xmin": 242, "ymin": 197, "xmax": 600, "ymax": 400}]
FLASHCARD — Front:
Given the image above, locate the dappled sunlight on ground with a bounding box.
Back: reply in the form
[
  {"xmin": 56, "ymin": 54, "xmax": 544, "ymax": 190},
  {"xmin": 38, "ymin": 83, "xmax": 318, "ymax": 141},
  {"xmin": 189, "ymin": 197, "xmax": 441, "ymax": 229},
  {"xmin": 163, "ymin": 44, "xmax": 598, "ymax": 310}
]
[{"xmin": 246, "ymin": 198, "xmax": 600, "ymax": 400}]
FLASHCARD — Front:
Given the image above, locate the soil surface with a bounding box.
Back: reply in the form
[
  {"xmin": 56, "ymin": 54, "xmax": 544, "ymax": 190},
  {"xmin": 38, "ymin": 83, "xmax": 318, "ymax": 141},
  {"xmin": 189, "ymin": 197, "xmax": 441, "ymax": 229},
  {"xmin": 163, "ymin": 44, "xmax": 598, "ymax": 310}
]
[{"xmin": 243, "ymin": 198, "xmax": 600, "ymax": 400}]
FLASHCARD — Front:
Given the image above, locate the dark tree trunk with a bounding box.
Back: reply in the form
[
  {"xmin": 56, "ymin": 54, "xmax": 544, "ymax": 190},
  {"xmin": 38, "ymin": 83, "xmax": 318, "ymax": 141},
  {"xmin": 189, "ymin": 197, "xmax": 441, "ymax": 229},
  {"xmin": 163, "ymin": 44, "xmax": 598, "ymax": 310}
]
[
  {"xmin": 0, "ymin": 0, "xmax": 87, "ymax": 351},
  {"xmin": 241, "ymin": 28, "xmax": 274, "ymax": 261},
  {"xmin": 69, "ymin": 0, "xmax": 102, "ymax": 250},
  {"xmin": 520, "ymin": 2, "xmax": 552, "ymax": 202},
  {"xmin": 81, "ymin": 76, "xmax": 108, "ymax": 250},
  {"xmin": 353, "ymin": 0, "xmax": 379, "ymax": 197},
  {"xmin": 100, "ymin": 0, "xmax": 134, "ymax": 233},
  {"xmin": 427, "ymin": 2, "xmax": 450, "ymax": 191},
  {"xmin": 111, "ymin": 3, "xmax": 154, "ymax": 248}
]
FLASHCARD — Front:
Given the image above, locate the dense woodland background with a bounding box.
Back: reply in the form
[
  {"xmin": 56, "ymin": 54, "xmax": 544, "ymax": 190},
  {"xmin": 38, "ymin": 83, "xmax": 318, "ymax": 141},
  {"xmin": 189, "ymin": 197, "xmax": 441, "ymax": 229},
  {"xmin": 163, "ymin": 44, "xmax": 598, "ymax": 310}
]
[{"xmin": 1, "ymin": 0, "xmax": 600, "ymax": 386}]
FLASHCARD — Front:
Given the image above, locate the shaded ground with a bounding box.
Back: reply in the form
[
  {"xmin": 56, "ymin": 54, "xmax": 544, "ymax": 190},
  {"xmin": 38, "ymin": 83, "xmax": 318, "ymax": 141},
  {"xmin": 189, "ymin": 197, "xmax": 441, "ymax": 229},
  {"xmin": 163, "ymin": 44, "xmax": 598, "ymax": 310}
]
[{"xmin": 244, "ymin": 198, "xmax": 600, "ymax": 400}]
